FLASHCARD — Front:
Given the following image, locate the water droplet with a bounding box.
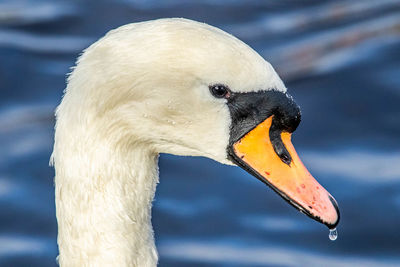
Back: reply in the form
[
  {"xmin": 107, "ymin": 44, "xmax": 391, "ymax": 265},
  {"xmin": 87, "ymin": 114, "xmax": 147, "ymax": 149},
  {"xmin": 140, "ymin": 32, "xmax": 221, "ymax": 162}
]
[
  {"xmin": 329, "ymin": 228, "xmax": 338, "ymax": 241},
  {"xmin": 172, "ymin": 121, "xmax": 176, "ymax": 125},
  {"xmin": 143, "ymin": 114, "xmax": 148, "ymax": 118}
]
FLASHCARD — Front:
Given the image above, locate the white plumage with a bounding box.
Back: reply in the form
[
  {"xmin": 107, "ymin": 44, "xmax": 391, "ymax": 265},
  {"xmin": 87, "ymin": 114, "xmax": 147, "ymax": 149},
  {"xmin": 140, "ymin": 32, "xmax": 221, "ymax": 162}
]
[{"xmin": 51, "ymin": 18, "xmax": 286, "ymax": 266}]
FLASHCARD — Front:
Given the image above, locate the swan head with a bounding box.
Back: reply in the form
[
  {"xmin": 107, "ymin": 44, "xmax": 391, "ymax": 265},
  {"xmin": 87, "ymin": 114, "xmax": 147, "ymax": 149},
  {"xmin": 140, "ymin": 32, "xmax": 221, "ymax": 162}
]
[{"xmin": 65, "ymin": 18, "xmax": 339, "ymax": 229}]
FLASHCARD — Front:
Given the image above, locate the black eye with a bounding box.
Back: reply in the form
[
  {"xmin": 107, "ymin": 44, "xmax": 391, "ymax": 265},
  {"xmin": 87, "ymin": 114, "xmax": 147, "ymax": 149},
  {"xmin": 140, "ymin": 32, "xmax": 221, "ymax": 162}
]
[{"xmin": 209, "ymin": 84, "xmax": 230, "ymax": 98}]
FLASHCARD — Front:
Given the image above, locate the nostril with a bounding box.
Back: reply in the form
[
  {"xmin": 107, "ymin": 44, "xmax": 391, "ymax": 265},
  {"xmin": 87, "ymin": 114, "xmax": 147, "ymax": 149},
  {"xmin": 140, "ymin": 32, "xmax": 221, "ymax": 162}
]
[
  {"xmin": 269, "ymin": 118, "xmax": 292, "ymax": 165},
  {"xmin": 275, "ymin": 144, "xmax": 291, "ymax": 165},
  {"xmin": 280, "ymin": 153, "xmax": 291, "ymax": 165}
]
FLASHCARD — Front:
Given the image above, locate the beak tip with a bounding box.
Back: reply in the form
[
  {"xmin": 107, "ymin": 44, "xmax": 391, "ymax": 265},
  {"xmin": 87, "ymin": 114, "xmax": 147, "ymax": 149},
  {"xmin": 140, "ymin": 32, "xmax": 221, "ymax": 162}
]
[{"xmin": 325, "ymin": 195, "xmax": 340, "ymax": 229}]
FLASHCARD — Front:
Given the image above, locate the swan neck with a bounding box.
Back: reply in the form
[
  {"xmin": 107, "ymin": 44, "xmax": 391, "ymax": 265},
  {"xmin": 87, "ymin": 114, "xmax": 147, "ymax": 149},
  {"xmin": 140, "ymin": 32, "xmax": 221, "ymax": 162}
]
[{"xmin": 54, "ymin": 139, "xmax": 159, "ymax": 266}]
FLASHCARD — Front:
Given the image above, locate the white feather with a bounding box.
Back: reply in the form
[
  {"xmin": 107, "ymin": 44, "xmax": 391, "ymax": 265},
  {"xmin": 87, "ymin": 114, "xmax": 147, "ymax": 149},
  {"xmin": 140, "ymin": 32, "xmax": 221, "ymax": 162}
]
[{"xmin": 51, "ymin": 18, "xmax": 286, "ymax": 267}]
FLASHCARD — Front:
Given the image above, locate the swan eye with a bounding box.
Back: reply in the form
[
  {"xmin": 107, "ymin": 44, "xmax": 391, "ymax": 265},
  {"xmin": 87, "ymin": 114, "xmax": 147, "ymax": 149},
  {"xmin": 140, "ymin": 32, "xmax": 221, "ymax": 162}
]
[{"xmin": 209, "ymin": 84, "xmax": 230, "ymax": 99}]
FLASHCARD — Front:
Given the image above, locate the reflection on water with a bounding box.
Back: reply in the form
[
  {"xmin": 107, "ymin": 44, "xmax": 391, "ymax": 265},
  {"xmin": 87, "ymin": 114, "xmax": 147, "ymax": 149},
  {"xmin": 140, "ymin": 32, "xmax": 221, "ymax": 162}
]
[{"xmin": 0, "ymin": 0, "xmax": 399, "ymax": 266}]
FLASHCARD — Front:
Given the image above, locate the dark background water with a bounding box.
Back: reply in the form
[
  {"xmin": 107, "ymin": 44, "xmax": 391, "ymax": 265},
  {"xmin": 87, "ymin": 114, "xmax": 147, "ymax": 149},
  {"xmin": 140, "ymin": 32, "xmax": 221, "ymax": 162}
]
[{"xmin": 0, "ymin": 0, "xmax": 399, "ymax": 266}]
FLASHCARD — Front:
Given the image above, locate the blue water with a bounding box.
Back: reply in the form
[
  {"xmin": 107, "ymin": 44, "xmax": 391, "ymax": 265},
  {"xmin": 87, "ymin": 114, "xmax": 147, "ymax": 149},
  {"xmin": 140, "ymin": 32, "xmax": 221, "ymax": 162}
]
[{"xmin": 1, "ymin": 0, "xmax": 399, "ymax": 266}]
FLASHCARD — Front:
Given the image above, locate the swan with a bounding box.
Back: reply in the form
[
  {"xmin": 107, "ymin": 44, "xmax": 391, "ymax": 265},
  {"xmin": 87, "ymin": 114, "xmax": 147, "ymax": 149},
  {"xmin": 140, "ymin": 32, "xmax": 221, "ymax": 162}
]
[{"xmin": 51, "ymin": 18, "xmax": 340, "ymax": 266}]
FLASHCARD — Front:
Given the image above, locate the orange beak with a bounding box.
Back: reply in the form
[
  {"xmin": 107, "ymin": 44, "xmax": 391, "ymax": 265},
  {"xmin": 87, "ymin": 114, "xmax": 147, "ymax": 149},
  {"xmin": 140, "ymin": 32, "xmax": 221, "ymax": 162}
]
[{"xmin": 231, "ymin": 116, "xmax": 339, "ymax": 228}]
